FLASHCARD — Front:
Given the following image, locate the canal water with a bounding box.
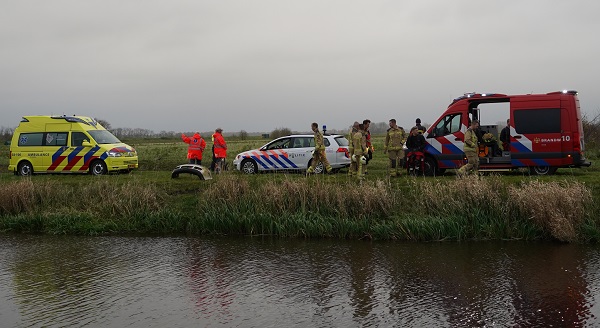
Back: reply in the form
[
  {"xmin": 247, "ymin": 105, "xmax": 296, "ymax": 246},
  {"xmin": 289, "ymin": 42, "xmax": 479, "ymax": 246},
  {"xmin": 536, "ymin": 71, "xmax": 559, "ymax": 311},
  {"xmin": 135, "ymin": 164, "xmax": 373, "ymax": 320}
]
[{"xmin": 0, "ymin": 235, "xmax": 599, "ymax": 327}]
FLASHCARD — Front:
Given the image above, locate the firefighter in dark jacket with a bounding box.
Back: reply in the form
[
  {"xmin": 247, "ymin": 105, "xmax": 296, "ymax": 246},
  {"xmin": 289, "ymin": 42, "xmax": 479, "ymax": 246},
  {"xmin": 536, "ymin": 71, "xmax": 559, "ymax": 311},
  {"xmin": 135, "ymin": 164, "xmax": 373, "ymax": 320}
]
[
  {"xmin": 500, "ymin": 119, "xmax": 511, "ymax": 151},
  {"xmin": 406, "ymin": 126, "xmax": 426, "ymax": 153}
]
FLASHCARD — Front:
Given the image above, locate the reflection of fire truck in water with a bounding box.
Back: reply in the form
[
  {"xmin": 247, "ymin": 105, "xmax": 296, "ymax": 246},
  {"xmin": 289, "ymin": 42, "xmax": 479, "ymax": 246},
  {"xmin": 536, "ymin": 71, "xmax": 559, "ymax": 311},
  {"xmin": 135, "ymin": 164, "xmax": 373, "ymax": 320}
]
[{"xmin": 420, "ymin": 90, "xmax": 591, "ymax": 176}]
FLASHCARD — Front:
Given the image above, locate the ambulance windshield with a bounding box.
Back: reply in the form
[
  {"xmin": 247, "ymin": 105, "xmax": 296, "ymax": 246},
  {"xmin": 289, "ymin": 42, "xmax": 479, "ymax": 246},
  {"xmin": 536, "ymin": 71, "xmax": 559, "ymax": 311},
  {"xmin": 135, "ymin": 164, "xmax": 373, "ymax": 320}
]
[{"xmin": 88, "ymin": 130, "xmax": 122, "ymax": 144}]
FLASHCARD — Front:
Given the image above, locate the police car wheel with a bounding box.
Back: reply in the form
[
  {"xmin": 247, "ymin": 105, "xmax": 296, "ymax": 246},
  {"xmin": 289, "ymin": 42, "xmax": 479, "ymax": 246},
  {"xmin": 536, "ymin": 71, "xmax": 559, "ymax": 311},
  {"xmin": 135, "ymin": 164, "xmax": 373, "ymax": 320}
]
[
  {"xmin": 240, "ymin": 159, "xmax": 258, "ymax": 175},
  {"xmin": 90, "ymin": 160, "xmax": 107, "ymax": 175},
  {"xmin": 309, "ymin": 160, "xmax": 324, "ymax": 174},
  {"xmin": 17, "ymin": 161, "xmax": 33, "ymax": 176}
]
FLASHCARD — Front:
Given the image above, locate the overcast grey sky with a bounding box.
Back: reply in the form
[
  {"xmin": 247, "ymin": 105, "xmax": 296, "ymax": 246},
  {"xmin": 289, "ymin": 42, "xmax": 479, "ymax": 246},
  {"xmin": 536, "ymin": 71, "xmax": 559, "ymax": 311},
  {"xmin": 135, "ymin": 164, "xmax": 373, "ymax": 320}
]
[{"xmin": 1, "ymin": 0, "xmax": 599, "ymax": 133}]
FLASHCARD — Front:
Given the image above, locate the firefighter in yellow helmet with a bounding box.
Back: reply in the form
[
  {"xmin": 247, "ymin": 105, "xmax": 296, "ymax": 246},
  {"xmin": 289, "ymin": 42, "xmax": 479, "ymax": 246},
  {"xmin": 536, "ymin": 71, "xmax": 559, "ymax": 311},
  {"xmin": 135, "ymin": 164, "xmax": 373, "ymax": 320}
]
[
  {"xmin": 384, "ymin": 119, "xmax": 407, "ymax": 177},
  {"xmin": 347, "ymin": 121, "xmax": 359, "ymax": 177},
  {"xmin": 458, "ymin": 119, "xmax": 480, "ymax": 176},
  {"xmin": 352, "ymin": 123, "xmax": 368, "ymax": 180},
  {"xmin": 306, "ymin": 122, "xmax": 332, "ymax": 174}
]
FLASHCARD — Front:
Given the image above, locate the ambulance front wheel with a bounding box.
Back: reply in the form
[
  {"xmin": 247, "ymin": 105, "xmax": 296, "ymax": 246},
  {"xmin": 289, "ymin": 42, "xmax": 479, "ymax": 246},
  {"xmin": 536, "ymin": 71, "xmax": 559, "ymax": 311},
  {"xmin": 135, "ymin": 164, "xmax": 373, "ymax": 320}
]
[
  {"xmin": 90, "ymin": 160, "xmax": 107, "ymax": 176},
  {"xmin": 17, "ymin": 161, "xmax": 33, "ymax": 176}
]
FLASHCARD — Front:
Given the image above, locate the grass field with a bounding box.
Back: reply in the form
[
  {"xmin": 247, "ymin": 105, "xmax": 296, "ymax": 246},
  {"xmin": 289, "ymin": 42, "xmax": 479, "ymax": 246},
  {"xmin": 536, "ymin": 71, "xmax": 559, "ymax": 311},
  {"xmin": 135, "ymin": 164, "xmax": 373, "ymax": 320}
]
[{"xmin": 0, "ymin": 135, "xmax": 598, "ymax": 242}]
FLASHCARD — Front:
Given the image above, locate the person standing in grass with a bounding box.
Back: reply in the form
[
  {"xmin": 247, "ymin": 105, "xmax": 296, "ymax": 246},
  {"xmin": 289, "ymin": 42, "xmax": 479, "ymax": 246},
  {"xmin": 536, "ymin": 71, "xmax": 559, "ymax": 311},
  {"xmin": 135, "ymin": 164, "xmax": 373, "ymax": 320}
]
[
  {"xmin": 212, "ymin": 128, "xmax": 227, "ymax": 173},
  {"xmin": 181, "ymin": 131, "xmax": 206, "ymax": 165},
  {"xmin": 307, "ymin": 122, "xmax": 332, "ymax": 175},
  {"xmin": 500, "ymin": 119, "xmax": 511, "ymax": 151},
  {"xmin": 352, "ymin": 123, "xmax": 368, "ymax": 180},
  {"xmin": 347, "ymin": 121, "xmax": 359, "ymax": 177},
  {"xmin": 405, "ymin": 126, "xmax": 427, "ymax": 173},
  {"xmin": 362, "ymin": 119, "xmax": 372, "ymax": 174},
  {"xmin": 415, "ymin": 118, "xmax": 426, "ymax": 134},
  {"xmin": 384, "ymin": 119, "xmax": 407, "ymax": 177},
  {"xmin": 458, "ymin": 119, "xmax": 480, "ymax": 176}
]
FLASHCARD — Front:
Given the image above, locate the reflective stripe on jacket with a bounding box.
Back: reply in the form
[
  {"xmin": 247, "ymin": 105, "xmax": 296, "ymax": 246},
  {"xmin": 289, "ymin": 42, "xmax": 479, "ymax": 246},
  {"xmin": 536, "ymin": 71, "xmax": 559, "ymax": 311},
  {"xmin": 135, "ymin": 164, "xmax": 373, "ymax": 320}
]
[
  {"xmin": 464, "ymin": 128, "xmax": 478, "ymax": 152},
  {"xmin": 182, "ymin": 133, "xmax": 206, "ymax": 160},
  {"xmin": 385, "ymin": 127, "xmax": 406, "ymax": 151},
  {"xmin": 314, "ymin": 131, "xmax": 325, "ymax": 151},
  {"xmin": 213, "ymin": 133, "xmax": 227, "ymax": 158}
]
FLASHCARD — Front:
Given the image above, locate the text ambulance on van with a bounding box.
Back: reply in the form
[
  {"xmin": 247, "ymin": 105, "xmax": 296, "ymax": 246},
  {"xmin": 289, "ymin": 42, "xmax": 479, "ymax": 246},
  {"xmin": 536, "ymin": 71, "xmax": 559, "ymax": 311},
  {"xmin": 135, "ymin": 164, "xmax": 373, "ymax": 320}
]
[
  {"xmin": 8, "ymin": 115, "xmax": 138, "ymax": 176},
  {"xmin": 420, "ymin": 90, "xmax": 591, "ymax": 176}
]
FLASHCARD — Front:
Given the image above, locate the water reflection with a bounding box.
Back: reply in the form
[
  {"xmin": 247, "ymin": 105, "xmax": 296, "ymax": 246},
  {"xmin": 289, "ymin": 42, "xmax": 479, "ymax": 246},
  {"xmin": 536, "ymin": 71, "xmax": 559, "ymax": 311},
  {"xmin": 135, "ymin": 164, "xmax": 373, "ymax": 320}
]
[{"xmin": 0, "ymin": 235, "xmax": 598, "ymax": 327}]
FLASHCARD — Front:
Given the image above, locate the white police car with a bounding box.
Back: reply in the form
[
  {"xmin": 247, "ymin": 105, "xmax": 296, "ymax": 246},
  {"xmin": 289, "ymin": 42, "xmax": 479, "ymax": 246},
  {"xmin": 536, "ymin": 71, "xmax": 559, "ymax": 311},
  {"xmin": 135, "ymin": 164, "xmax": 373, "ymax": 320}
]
[{"xmin": 233, "ymin": 134, "xmax": 351, "ymax": 174}]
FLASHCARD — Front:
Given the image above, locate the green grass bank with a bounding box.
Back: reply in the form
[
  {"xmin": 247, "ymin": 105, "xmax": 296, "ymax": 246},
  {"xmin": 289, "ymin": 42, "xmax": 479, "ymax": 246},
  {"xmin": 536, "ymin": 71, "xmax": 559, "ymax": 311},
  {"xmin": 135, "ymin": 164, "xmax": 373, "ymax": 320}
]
[{"xmin": 0, "ymin": 173, "xmax": 598, "ymax": 243}]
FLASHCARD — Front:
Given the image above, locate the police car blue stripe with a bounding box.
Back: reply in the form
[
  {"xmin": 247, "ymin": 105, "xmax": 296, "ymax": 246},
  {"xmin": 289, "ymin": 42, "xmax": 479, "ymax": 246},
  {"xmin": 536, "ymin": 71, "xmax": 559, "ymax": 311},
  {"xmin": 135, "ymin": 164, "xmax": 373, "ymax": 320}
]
[
  {"xmin": 278, "ymin": 154, "xmax": 298, "ymax": 168},
  {"xmin": 269, "ymin": 155, "xmax": 289, "ymax": 169},
  {"xmin": 251, "ymin": 155, "xmax": 269, "ymax": 169},
  {"xmin": 260, "ymin": 154, "xmax": 280, "ymax": 169}
]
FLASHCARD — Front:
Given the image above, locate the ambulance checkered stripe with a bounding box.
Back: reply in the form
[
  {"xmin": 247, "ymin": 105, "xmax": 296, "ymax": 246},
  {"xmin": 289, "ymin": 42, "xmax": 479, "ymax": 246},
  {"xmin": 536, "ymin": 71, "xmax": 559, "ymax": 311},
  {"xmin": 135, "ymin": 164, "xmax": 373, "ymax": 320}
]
[{"xmin": 48, "ymin": 145, "xmax": 107, "ymax": 172}]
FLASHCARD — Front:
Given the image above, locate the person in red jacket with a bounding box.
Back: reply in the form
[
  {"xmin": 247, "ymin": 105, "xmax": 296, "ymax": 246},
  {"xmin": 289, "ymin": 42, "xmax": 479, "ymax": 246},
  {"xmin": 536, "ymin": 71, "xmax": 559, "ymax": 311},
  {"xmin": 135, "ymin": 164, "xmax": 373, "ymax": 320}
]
[
  {"xmin": 181, "ymin": 132, "xmax": 206, "ymax": 165},
  {"xmin": 212, "ymin": 128, "xmax": 227, "ymax": 173}
]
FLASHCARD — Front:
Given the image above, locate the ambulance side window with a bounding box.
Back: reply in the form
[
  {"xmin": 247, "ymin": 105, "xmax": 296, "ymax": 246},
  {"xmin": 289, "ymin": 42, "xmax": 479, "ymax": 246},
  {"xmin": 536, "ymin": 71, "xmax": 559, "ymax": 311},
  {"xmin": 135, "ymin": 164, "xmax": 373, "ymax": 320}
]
[
  {"xmin": 45, "ymin": 132, "xmax": 68, "ymax": 146},
  {"xmin": 71, "ymin": 132, "xmax": 89, "ymax": 147},
  {"xmin": 18, "ymin": 133, "xmax": 44, "ymax": 146}
]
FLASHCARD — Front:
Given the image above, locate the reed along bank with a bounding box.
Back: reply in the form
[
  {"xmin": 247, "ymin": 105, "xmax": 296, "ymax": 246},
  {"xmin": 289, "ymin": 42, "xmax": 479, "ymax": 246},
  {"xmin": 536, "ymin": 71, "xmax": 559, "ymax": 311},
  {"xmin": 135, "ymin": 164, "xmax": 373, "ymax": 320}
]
[{"xmin": 1, "ymin": 173, "xmax": 599, "ymax": 243}]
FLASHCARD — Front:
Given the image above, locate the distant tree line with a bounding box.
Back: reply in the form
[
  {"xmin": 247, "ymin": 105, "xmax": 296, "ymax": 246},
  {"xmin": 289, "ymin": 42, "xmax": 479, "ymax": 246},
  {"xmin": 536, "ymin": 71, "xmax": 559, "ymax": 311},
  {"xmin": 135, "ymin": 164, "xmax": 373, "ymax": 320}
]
[
  {"xmin": 0, "ymin": 127, "xmax": 14, "ymax": 143},
  {"xmin": 583, "ymin": 111, "xmax": 600, "ymax": 156}
]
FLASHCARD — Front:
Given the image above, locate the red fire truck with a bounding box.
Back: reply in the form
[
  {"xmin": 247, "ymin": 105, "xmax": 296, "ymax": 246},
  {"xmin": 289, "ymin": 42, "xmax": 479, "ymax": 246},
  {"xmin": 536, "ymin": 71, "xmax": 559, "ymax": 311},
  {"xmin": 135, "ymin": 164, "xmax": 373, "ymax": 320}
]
[{"xmin": 421, "ymin": 90, "xmax": 591, "ymax": 175}]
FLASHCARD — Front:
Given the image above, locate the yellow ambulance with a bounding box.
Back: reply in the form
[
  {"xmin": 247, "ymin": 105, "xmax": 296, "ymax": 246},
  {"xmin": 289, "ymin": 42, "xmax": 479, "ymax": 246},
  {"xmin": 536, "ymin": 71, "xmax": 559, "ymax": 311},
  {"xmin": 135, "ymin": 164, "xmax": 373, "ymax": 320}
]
[{"xmin": 8, "ymin": 115, "xmax": 138, "ymax": 176}]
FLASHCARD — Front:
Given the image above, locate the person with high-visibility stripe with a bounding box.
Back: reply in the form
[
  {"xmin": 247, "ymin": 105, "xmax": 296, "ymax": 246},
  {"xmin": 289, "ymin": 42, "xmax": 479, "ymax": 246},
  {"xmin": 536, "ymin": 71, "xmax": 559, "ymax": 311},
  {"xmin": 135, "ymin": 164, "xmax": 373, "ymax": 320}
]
[
  {"xmin": 352, "ymin": 123, "xmax": 368, "ymax": 180},
  {"xmin": 458, "ymin": 119, "xmax": 480, "ymax": 176},
  {"xmin": 307, "ymin": 122, "xmax": 332, "ymax": 174},
  {"xmin": 347, "ymin": 121, "xmax": 359, "ymax": 177},
  {"xmin": 181, "ymin": 132, "xmax": 206, "ymax": 165},
  {"xmin": 212, "ymin": 128, "xmax": 227, "ymax": 173},
  {"xmin": 384, "ymin": 119, "xmax": 407, "ymax": 177}
]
